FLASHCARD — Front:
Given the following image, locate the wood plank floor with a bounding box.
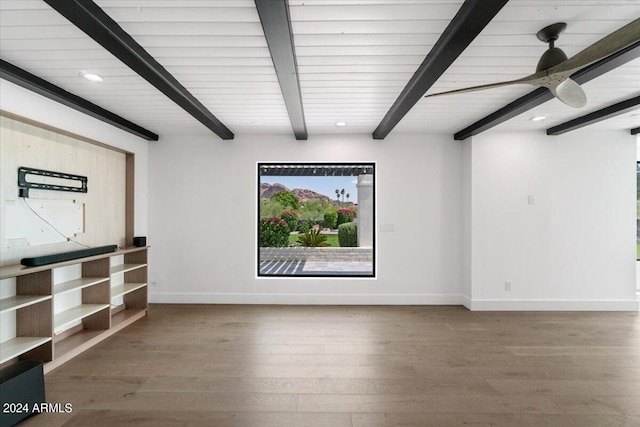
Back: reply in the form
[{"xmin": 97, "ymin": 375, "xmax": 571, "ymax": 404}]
[{"xmin": 21, "ymin": 304, "xmax": 640, "ymax": 426}]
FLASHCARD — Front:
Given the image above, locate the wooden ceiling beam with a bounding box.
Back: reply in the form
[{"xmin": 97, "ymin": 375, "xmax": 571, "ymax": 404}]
[
  {"xmin": 1, "ymin": 59, "xmax": 158, "ymax": 141},
  {"xmin": 44, "ymin": 0, "xmax": 234, "ymax": 140},
  {"xmin": 547, "ymin": 95, "xmax": 640, "ymax": 135},
  {"xmin": 372, "ymin": 0, "xmax": 508, "ymax": 140},
  {"xmin": 255, "ymin": 0, "xmax": 307, "ymax": 140}
]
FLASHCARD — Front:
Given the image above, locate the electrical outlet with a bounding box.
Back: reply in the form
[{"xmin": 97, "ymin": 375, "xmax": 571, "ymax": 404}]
[{"xmin": 504, "ymin": 281, "xmax": 512, "ymax": 291}]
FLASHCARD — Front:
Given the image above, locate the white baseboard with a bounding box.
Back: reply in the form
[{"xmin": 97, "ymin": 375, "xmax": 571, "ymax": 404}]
[
  {"xmin": 149, "ymin": 293, "xmax": 639, "ymax": 311},
  {"xmin": 149, "ymin": 292, "xmax": 462, "ymax": 305},
  {"xmin": 466, "ymin": 298, "xmax": 639, "ymax": 311}
]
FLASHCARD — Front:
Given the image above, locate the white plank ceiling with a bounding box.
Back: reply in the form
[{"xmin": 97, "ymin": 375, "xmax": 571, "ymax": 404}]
[{"xmin": 1, "ymin": 0, "xmax": 639, "ymax": 139}]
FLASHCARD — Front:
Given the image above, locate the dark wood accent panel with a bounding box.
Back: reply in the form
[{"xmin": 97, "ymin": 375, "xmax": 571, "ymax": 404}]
[
  {"xmin": 19, "ymin": 341, "xmax": 52, "ymax": 363},
  {"xmin": 16, "ymin": 270, "xmax": 52, "ymax": 295},
  {"xmin": 82, "ymin": 308, "xmax": 110, "ymax": 330},
  {"xmin": 16, "ymin": 299, "xmax": 52, "ymax": 338},
  {"xmin": 82, "ymin": 258, "xmax": 110, "ymax": 278},
  {"xmin": 123, "ymin": 288, "xmax": 147, "ymax": 310},
  {"xmin": 82, "ymin": 282, "xmax": 110, "ymax": 305}
]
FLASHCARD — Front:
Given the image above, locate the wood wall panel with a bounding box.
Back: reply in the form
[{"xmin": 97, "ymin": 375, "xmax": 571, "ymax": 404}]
[{"xmin": 0, "ymin": 114, "xmax": 127, "ymax": 266}]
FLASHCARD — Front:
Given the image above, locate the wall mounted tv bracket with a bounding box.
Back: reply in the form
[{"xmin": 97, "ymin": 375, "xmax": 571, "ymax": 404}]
[{"xmin": 18, "ymin": 166, "xmax": 88, "ymax": 198}]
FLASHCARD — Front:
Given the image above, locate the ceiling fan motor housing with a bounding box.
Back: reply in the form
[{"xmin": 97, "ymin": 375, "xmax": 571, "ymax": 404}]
[
  {"xmin": 536, "ymin": 22, "xmax": 568, "ymax": 72},
  {"xmin": 536, "ymin": 47, "xmax": 569, "ymax": 72}
]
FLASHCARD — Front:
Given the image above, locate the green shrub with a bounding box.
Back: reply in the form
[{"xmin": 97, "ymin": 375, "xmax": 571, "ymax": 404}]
[
  {"xmin": 297, "ymin": 219, "xmax": 312, "ymax": 233},
  {"xmin": 270, "ymin": 191, "xmax": 299, "ymax": 210},
  {"xmin": 260, "ymin": 198, "xmax": 285, "ymax": 218},
  {"xmin": 281, "ymin": 210, "xmax": 298, "ymax": 233},
  {"xmin": 336, "ymin": 208, "xmax": 355, "ymax": 227},
  {"xmin": 259, "ymin": 217, "xmax": 290, "ymax": 247},
  {"xmin": 338, "ymin": 222, "xmax": 357, "ymax": 247},
  {"xmin": 297, "ymin": 229, "xmax": 329, "ymax": 247},
  {"xmin": 323, "ymin": 210, "xmax": 337, "ymax": 229}
]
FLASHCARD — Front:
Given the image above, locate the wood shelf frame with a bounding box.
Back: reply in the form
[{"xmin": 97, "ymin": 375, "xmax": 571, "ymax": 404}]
[{"xmin": 0, "ymin": 247, "xmax": 148, "ymax": 371}]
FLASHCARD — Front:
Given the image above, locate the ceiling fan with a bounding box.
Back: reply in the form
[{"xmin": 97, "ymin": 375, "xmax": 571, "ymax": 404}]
[{"xmin": 424, "ymin": 18, "xmax": 640, "ymax": 108}]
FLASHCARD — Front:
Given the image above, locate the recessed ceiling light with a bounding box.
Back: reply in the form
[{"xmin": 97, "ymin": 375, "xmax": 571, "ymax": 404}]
[
  {"xmin": 80, "ymin": 72, "xmax": 103, "ymax": 82},
  {"xmin": 530, "ymin": 115, "xmax": 547, "ymax": 122},
  {"xmin": 335, "ymin": 121, "xmax": 347, "ymax": 127}
]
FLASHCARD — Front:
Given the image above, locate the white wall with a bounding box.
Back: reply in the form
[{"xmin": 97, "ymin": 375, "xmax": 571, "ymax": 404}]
[
  {"xmin": 4, "ymin": 78, "xmax": 636, "ymax": 310},
  {"xmin": 636, "ymin": 134, "xmax": 640, "ymax": 292},
  {"xmin": 461, "ymin": 138, "xmax": 473, "ymax": 305},
  {"xmin": 147, "ymin": 132, "xmax": 465, "ymax": 304},
  {"xmin": 0, "ymin": 79, "xmax": 149, "ymax": 238},
  {"xmin": 467, "ymin": 129, "xmax": 637, "ymax": 310}
]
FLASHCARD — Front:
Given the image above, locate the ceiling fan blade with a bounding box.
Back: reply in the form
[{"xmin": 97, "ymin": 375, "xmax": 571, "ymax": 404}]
[
  {"xmin": 424, "ymin": 73, "xmax": 548, "ymax": 98},
  {"xmin": 548, "ymin": 78, "xmax": 587, "ymax": 108},
  {"xmin": 549, "ymin": 17, "xmax": 640, "ymax": 76}
]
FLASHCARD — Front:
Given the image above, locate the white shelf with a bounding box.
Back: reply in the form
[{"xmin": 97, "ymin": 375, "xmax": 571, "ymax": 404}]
[
  {"xmin": 54, "ymin": 277, "xmax": 109, "ymax": 295},
  {"xmin": 0, "ymin": 295, "xmax": 51, "ymax": 314},
  {"xmin": 110, "ymin": 263, "xmax": 146, "ymax": 275},
  {"xmin": 54, "ymin": 304, "xmax": 109, "ymax": 333},
  {"xmin": 111, "ymin": 283, "xmax": 147, "ymax": 299},
  {"xmin": 0, "ymin": 337, "xmax": 51, "ymax": 364}
]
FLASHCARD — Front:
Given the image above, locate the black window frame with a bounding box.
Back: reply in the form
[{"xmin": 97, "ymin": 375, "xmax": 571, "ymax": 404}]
[{"xmin": 257, "ymin": 161, "xmax": 376, "ymax": 278}]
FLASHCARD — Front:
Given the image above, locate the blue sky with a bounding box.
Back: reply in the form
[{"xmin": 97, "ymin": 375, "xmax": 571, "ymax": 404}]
[{"xmin": 261, "ymin": 175, "xmax": 357, "ymax": 201}]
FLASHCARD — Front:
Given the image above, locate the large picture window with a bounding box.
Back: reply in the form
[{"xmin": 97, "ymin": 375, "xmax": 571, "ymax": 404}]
[{"xmin": 257, "ymin": 162, "xmax": 375, "ymax": 277}]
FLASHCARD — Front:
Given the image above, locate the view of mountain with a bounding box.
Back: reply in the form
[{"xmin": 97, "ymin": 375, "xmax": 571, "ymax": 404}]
[{"xmin": 260, "ymin": 183, "xmax": 333, "ymax": 203}]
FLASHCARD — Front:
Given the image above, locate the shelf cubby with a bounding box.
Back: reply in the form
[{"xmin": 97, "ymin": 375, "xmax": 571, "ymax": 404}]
[
  {"xmin": 54, "ymin": 277, "xmax": 109, "ymax": 296},
  {"xmin": 111, "ymin": 283, "xmax": 147, "ymax": 299},
  {"xmin": 53, "ymin": 304, "xmax": 110, "ymax": 334},
  {"xmin": 0, "ymin": 295, "xmax": 51, "ymax": 314},
  {"xmin": 110, "ymin": 263, "xmax": 145, "ymax": 275},
  {"xmin": 0, "ymin": 337, "xmax": 52, "ymax": 365}
]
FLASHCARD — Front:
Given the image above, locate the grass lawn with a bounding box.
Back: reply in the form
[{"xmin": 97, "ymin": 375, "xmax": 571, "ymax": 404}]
[{"xmin": 289, "ymin": 233, "xmax": 340, "ymax": 247}]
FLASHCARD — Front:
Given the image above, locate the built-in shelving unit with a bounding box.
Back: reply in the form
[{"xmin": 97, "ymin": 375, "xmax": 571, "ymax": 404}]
[{"xmin": 0, "ymin": 246, "xmax": 148, "ymax": 372}]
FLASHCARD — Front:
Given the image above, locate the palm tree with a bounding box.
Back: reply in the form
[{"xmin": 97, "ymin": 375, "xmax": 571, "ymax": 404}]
[
  {"xmin": 346, "ymin": 193, "xmax": 350, "ymax": 204},
  {"xmin": 340, "ymin": 188, "xmax": 345, "ymax": 204},
  {"xmin": 335, "ymin": 189, "xmax": 340, "ymax": 204}
]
